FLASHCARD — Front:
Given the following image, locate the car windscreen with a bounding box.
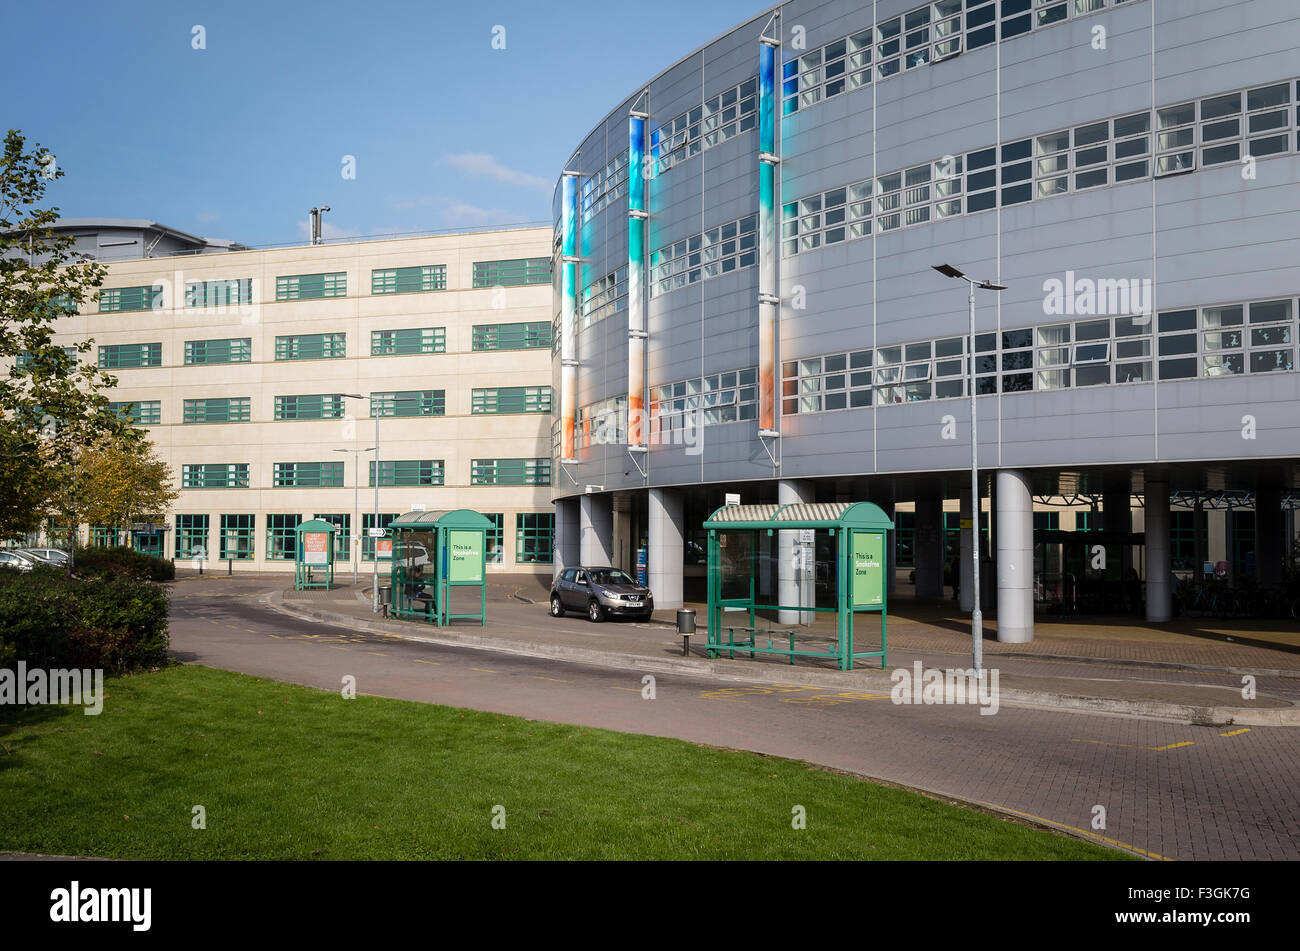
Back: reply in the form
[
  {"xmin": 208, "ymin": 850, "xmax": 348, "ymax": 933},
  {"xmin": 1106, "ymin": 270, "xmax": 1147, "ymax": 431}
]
[{"xmin": 590, "ymin": 569, "xmax": 634, "ymax": 586}]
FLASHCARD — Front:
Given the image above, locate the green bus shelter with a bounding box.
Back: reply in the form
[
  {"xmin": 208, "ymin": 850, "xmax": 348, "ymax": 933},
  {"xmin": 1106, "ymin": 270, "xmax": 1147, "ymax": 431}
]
[
  {"xmin": 388, "ymin": 509, "xmax": 491, "ymax": 626},
  {"xmin": 704, "ymin": 501, "xmax": 893, "ymax": 670},
  {"xmin": 294, "ymin": 518, "xmax": 337, "ymax": 590}
]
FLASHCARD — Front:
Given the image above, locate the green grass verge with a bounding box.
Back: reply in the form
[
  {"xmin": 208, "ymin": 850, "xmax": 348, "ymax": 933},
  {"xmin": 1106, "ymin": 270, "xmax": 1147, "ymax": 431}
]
[{"xmin": 0, "ymin": 665, "xmax": 1131, "ymax": 860}]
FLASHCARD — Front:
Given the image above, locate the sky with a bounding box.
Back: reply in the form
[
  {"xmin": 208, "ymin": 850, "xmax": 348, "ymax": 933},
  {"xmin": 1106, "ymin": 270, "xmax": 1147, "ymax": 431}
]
[{"xmin": 5, "ymin": 0, "xmax": 763, "ymax": 248}]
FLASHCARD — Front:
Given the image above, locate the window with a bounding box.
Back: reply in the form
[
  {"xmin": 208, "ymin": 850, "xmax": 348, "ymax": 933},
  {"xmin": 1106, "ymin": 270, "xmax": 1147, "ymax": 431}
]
[
  {"xmin": 1170, "ymin": 511, "xmax": 1197, "ymax": 571},
  {"xmin": 650, "ymin": 214, "xmax": 758, "ymax": 297},
  {"xmin": 98, "ymin": 343, "xmax": 161, "ymax": 369},
  {"xmin": 484, "ymin": 513, "xmax": 504, "ymax": 564},
  {"xmin": 472, "ymin": 258, "xmax": 552, "ymax": 288},
  {"xmin": 16, "ymin": 346, "xmax": 76, "ymax": 369},
  {"xmin": 314, "ymin": 514, "xmax": 351, "ymax": 561},
  {"xmin": 108, "ymin": 400, "xmax": 161, "ymax": 425},
  {"xmin": 581, "ymin": 149, "xmax": 631, "ymax": 224},
  {"xmin": 472, "ymin": 386, "xmax": 552, "ymax": 414},
  {"xmin": 273, "ymin": 462, "xmax": 344, "ymax": 487},
  {"xmin": 275, "ymin": 333, "xmax": 346, "ymax": 360},
  {"xmin": 369, "ymin": 460, "xmax": 445, "ymax": 487},
  {"xmin": 370, "ymin": 390, "xmax": 445, "ymax": 417},
  {"xmin": 371, "ymin": 265, "xmax": 446, "ymax": 295},
  {"xmin": 182, "ymin": 463, "xmax": 250, "ymax": 488},
  {"xmin": 175, "ymin": 515, "xmax": 210, "ymax": 559},
  {"xmin": 132, "ymin": 531, "xmax": 164, "ymax": 558},
  {"xmin": 266, "ymin": 514, "xmax": 301, "ymax": 560},
  {"xmin": 185, "ymin": 338, "xmax": 251, "ymax": 364},
  {"xmin": 274, "ymin": 394, "xmax": 346, "ymax": 420},
  {"xmin": 471, "ymin": 458, "xmax": 551, "ymax": 486},
  {"xmin": 370, "ymin": 327, "xmax": 445, "ymax": 356},
  {"xmin": 99, "ymin": 285, "xmax": 161, "ymax": 313},
  {"xmin": 651, "ymin": 77, "xmax": 757, "ymax": 173},
  {"xmin": 219, "ymin": 514, "xmax": 256, "ymax": 560},
  {"xmin": 90, "ymin": 526, "xmax": 120, "ymax": 548},
  {"xmin": 183, "ymin": 398, "xmax": 250, "ymax": 423},
  {"xmin": 653, "ymin": 368, "xmax": 758, "ymax": 430},
  {"xmin": 516, "ymin": 513, "xmax": 554, "ymax": 564},
  {"xmin": 472, "ymin": 321, "xmax": 553, "ymax": 351},
  {"xmin": 577, "ymin": 397, "xmax": 627, "ymax": 447},
  {"xmin": 362, "ymin": 512, "xmax": 399, "ymax": 562},
  {"xmin": 579, "ymin": 269, "xmax": 629, "ymax": 329},
  {"xmin": 186, "ymin": 279, "xmax": 252, "ymax": 308},
  {"xmin": 276, "ymin": 272, "xmax": 346, "ymax": 300}
]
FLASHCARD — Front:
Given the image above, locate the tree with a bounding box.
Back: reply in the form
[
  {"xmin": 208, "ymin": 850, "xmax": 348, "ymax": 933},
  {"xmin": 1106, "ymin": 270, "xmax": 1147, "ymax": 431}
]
[
  {"xmin": 0, "ymin": 129, "xmax": 138, "ymax": 540},
  {"xmin": 47, "ymin": 436, "xmax": 178, "ymax": 548}
]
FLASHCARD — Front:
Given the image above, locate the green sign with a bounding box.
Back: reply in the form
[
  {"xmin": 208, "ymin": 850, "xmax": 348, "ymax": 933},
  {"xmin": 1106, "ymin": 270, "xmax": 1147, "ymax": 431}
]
[
  {"xmin": 852, "ymin": 531, "xmax": 884, "ymax": 607},
  {"xmin": 447, "ymin": 530, "xmax": 483, "ymax": 583}
]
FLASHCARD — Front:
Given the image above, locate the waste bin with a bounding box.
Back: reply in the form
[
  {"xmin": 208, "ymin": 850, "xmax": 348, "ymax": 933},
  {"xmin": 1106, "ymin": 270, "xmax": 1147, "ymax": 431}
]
[{"xmin": 676, "ymin": 608, "xmax": 695, "ymax": 634}]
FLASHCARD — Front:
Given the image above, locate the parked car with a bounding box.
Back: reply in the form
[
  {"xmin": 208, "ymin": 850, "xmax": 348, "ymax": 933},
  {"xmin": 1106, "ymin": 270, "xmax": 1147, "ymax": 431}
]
[
  {"xmin": 17, "ymin": 548, "xmax": 68, "ymax": 566},
  {"xmin": 550, "ymin": 566, "xmax": 654, "ymax": 622},
  {"xmin": 0, "ymin": 550, "xmax": 37, "ymax": 572}
]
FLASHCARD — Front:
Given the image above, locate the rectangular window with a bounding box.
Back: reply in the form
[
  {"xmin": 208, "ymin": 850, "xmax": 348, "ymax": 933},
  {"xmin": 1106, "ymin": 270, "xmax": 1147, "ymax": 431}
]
[
  {"xmin": 90, "ymin": 526, "xmax": 120, "ymax": 548},
  {"xmin": 175, "ymin": 514, "xmax": 210, "ymax": 559},
  {"xmin": 274, "ymin": 394, "xmax": 346, "ymax": 420},
  {"xmin": 472, "ymin": 258, "xmax": 553, "ymax": 288},
  {"xmin": 275, "ymin": 333, "xmax": 346, "ymax": 360},
  {"xmin": 185, "ymin": 279, "xmax": 252, "ymax": 308},
  {"xmin": 220, "ymin": 514, "xmax": 256, "ymax": 560},
  {"xmin": 362, "ymin": 512, "xmax": 399, "ymax": 562},
  {"xmin": 371, "ymin": 265, "xmax": 447, "ymax": 294},
  {"xmin": 183, "ymin": 397, "xmax": 250, "ymax": 423},
  {"xmin": 370, "ymin": 390, "xmax": 445, "ymax": 417},
  {"xmin": 369, "ymin": 460, "xmax": 445, "ymax": 487},
  {"xmin": 98, "ymin": 343, "xmax": 161, "ymax": 369},
  {"xmin": 276, "ymin": 272, "xmax": 346, "ymax": 301},
  {"xmin": 470, "ymin": 458, "xmax": 551, "ymax": 486},
  {"xmin": 472, "ymin": 321, "xmax": 553, "ymax": 351},
  {"xmin": 313, "ymin": 514, "xmax": 351, "ymax": 561},
  {"xmin": 471, "ymin": 386, "xmax": 552, "ymax": 414},
  {"xmin": 516, "ymin": 513, "xmax": 554, "ymax": 564},
  {"xmin": 273, "ymin": 462, "xmax": 344, "ymax": 487},
  {"xmin": 185, "ymin": 337, "xmax": 251, "ymax": 365},
  {"xmin": 108, "ymin": 400, "xmax": 161, "ymax": 425},
  {"xmin": 370, "ymin": 327, "xmax": 446, "ymax": 356},
  {"xmin": 98, "ymin": 285, "xmax": 162, "ymax": 313},
  {"xmin": 182, "ymin": 463, "xmax": 250, "ymax": 489},
  {"xmin": 266, "ymin": 514, "xmax": 301, "ymax": 560},
  {"xmin": 484, "ymin": 513, "xmax": 504, "ymax": 564}
]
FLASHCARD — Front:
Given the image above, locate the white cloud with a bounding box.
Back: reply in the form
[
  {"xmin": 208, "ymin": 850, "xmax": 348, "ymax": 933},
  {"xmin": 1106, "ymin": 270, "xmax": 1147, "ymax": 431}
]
[{"xmin": 442, "ymin": 152, "xmax": 550, "ymax": 190}]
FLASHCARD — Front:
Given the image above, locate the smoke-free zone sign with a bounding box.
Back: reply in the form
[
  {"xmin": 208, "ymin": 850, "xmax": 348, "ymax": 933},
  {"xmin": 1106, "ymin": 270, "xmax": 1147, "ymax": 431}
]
[{"xmin": 852, "ymin": 532, "xmax": 884, "ymax": 608}]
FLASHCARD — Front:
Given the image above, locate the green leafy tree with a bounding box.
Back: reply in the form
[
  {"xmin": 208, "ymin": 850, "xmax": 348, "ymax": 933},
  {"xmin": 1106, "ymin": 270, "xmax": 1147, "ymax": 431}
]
[{"xmin": 1, "ymin": 129, "xmax": 137, "ymax": 540}]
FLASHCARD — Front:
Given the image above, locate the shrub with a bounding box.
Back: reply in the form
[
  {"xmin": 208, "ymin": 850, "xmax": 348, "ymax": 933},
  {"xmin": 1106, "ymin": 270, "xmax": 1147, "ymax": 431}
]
[
  {"xmin": 0, "ymin": 565, "xmax": 74, "ymax": 668},
  {"xmin": 73, "ymin": 545, "xmax": 174, "ymax": 582}
]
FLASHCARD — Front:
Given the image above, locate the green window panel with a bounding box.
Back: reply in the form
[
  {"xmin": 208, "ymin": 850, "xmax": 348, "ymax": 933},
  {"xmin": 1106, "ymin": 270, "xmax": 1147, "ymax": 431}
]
[
  {"xmin": 98, "ymin": 285, "xmax": 162, "ymax": 313},
  {"xmin": 90, "ymin": 526, "xmax": 120, "ymax": 548},
  {"xmin": 471, "ymin": 386, "xmax": 552, "ymax": 415},
  {"xmin": 219, "ymin": 514, "xmax": 256, "ymax": 560},
  {"xmin": 472, "ymin": 258, "xmax": 552, "ymax": 288},
  {"xmin": 275, "ymin": 333, "xmax": 346, "ymax": 360},
  {"xmin": 370, "ymin": 390, "xmax": 445, "ymax": 418},
  {"xmin": 371, "ymin": 265, "xmax": 447, "ymax": 295},
  {"xmin": 361, "ymin": 512, "xmax": 399, "ymax": 562},
  {"xmin": 1171, "ymin": 510, "xmax": 1197, "ymax": 571},
  {"xmin": 132, "ymin": 531, "xmax": 164, "ymax": 557},
  {"xmin": 183, "ymin": 398, "xmax": 250, "ymax": 423},
  {"xmin": 276, "ymin": 272, "xmax": 346, "ymax": 301},
  {"xmin": 108, "ymin": 400, "xmax": 161, "ymax": 426},
  {"xmin": 182, "ymin": 463, "xmax": 250, "ymax": 489},
  {"xmin": 16, "ymin": 346, "xmax": 77, "ymax": 369},
  {"xmin": 274, "ymin": 394, "xmax": 346, "ymax": 420},
  {"xmin": 98, "ymin": 343, "xmax": 162, "ymax": 369},
  {"xmin": 273, "ymin": 462, "xmax": 344, "ymax": 487},
  {"xmin": 895, "ymin": 511, "xmax": 915, "ymax": 568},
  {"xmin": 470, "ymin": 458, "xmax": 551, "ymax": 486},
  {"xmin": 175, "ymin": 514, "xmax": 210, "ymax": 559},
  {"xmin": 185, "ymin": 279, "xmax": 252, "ymax": 308},
  {"xmin": 516, "ymin": 512, "xmax": 554, "ymax": 564},
  {"xmin": 370, "ymin": 327, "xmax": 446, "ymax": 356},
  {"xmin": 185, "ymin": 338, "xmax": 252, "ymax": 364},
  {"xmin": 368, "ymin": 460, "xmax": 445, "ymax": 487},
  {"xmin": 314, "ymin": 514, "xmax": 352, "ymax": 561},
  {"xmin": 485, "ymin": 513, "xmax": 504, "ymax": 564},
  {"xmin": 471, "ymin": 321, "xmax": 553, "ymax": 351},
  {"xmin": 266, "ymin": 514, "xmax": 301, "ymax": 560}
]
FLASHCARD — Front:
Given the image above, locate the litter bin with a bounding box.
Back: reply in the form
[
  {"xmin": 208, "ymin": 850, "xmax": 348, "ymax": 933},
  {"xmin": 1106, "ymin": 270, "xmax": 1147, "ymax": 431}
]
[{"xmin": 676, "ymin": 609, "xmax": 695, "ymax": 634}]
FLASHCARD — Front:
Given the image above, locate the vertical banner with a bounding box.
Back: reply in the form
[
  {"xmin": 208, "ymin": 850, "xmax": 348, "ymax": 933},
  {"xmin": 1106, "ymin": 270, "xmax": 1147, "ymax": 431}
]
[
  {"xmin": 757, "ymin": 37, "xmax": 778, "ymax": 433},
  {"xmin": 628, "ymin": 112, "xmax": 647, "ymax": 448},
  {"xmin": 560, "ymin": 172, "xmax": 579, "ymax": 459}
]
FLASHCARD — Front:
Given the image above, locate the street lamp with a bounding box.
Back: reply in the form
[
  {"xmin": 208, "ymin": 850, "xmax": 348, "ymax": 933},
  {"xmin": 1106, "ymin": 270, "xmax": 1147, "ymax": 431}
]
[
  {"xmin": 333, "ymin": 447, "xmax": 375, "ymax": 586},
  {"xmin": 932, "ymin": 264, "xmax": 1007, "ymax": 676}
]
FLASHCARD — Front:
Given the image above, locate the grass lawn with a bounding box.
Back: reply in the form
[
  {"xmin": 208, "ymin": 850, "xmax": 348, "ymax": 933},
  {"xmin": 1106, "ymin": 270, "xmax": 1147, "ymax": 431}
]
[{"xmin": 0, "ymin": 665, "xmax": 1131, "ymax": 860}]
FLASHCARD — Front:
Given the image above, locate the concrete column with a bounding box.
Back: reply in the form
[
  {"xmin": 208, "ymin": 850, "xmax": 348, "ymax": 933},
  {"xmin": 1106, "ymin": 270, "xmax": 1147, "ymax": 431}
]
[
  {"xmin": 1145, "ymin": 480, "xmax": 1171, "ymax": 621},
  {"xmin": 648, "ymin": 488, "xmax": 684, "ymax": 609},
  {"xmin": 995, "ymin": 469, "xmax": 1034, "ymax": 643},
  {"xmin": 913, "ymin": 490, "xmax": 945, "ymax": 599},
  {"xmin": 554, "ymin": 498, "xmax": 580, "ymax": 575},
  {"xmin": 959, "ymin": 489, "xmax": 974, "ymax": 612},
  {"xmin": 579, "ymin": 493, "xmax": 613, "ymax": 566},
  {"xmin": 1256, "ymin": 486, "xmax": 1283, "ymax": 587},
  {"xmin": 778, "ymin": 479, "xmax": 814, "ymax": 624}
]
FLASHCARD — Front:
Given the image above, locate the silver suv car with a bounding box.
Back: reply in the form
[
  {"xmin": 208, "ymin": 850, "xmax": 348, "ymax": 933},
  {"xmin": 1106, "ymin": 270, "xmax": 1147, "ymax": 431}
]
[{"xmin": 550, "ymin": 566, "xmax": 654, "ymax": 622}]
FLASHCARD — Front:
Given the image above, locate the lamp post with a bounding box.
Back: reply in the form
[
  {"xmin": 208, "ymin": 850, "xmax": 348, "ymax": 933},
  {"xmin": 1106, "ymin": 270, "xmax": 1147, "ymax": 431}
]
[
  {"xmin": 932, "ymin": 264, "xmax": 1007, "ymax": 675},
  {"xmin": 333, "ymin": 447, "xmax": 375, "ymax": 586}
]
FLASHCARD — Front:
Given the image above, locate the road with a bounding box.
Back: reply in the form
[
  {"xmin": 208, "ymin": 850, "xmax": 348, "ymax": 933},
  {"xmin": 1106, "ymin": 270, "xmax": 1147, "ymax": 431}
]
[{"xmin": 168, "ymin": 577, "xmax": 1300, "ymax": 860}]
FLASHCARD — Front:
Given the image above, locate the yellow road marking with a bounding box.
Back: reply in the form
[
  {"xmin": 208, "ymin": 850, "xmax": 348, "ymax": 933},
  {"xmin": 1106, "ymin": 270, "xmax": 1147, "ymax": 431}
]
[
  {"xmin": 979, "ymin": 803, "xmax": 1172, "ymax": 861},
  {"xmin": 533, "ymin": 676, "xmax": 570, "ymax": 683},
  {"xmin": 610, "ymin": 686, "xmax": 641, "ymax": 692},
  {"xmin": 267, "ymin": 634, "xmax": 281, "ymax": 639},
  {"xmin": 1219, "ymin": 728, "xmax": 1251, "ymax": 737},
  {"xmin": 470, "ymin": 667, "xmax": 497, "ymax": 673},
  {"xmin": 326, "ymin": 645, "xmax": 349, "ymax": 651},
  {"xmin": 1151, "ymin": 741, "xmax": 1195, "ymax": 751},
  {"xmin": 1071, "ymin": 738, "xmax": 1194, "ymax": 752},
  {"xmin": 365, "ymin": 651, "xmax": 388, "ymax": 656},
  {"xmin": 412, "ymin": 659, "xmax": 440, "ymax": 666}
]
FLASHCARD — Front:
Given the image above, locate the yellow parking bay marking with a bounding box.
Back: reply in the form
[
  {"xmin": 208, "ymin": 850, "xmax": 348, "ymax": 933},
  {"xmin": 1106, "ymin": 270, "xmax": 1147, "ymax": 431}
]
[
  {"xmin": 1071, "ymin": 738, "xmax": 1194, "ymax": 752},
  {"xmin": 1220, "ymin": 728, "xmax": 1251, "ymax": 737}
]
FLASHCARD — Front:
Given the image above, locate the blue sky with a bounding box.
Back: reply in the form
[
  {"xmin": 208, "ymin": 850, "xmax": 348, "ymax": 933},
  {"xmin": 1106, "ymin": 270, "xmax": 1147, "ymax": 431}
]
[{"xmin": 6, "ymin": 0, "xmax": 762, "ymax": 247}]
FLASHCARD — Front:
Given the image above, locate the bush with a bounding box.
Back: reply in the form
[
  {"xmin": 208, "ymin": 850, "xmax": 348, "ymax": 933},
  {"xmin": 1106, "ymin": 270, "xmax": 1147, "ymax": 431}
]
[
  {"xmin": 73, "ymin": 545, "xmax": 174, "ymax": 582},
  {"xmin": 0, "ymin": 565, "xmax": 74, "ymax": 668}
]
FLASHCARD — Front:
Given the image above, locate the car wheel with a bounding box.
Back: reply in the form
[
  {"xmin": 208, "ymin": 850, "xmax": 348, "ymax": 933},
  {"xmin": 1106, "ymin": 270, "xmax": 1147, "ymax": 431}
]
[
  {"xmin": 587, "ymin": 600, "xmax": 605, "ymax": 623},
  {"xmin": 549, "ymin": 595, "xmax": 565, "ymax": 618}
]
